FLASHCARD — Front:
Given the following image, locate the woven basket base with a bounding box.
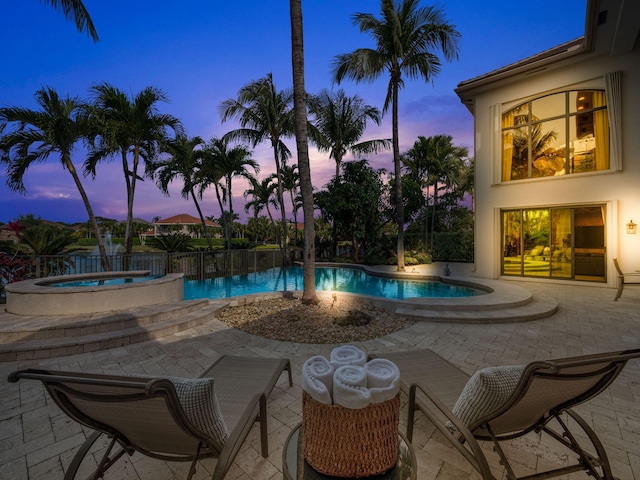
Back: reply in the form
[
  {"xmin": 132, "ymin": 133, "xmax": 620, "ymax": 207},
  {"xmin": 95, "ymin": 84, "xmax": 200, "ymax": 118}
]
[{"xmin": 302, "ymin": 392, "xmax": 400, "ymax": 478}]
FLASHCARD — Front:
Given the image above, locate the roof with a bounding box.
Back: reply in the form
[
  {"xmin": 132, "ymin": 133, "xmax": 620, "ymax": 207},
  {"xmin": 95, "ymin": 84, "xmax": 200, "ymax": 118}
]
[
  {"xmin": 454, "ymin": 0, "xmax": 640, "ymax": 111},
  {"xmin": 155, "ymin": 214, "xmax": 220, "ymax": 227}
]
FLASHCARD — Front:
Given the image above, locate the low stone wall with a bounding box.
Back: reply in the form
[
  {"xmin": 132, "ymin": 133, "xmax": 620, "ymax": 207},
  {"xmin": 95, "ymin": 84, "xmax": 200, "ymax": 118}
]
[{"xmin": 5, "ymin": 271, "xmax": 184, "ymax": 316}]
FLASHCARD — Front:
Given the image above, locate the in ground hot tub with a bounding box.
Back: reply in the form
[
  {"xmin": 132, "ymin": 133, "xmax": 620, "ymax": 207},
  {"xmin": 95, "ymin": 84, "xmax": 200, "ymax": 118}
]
[{"xmin": 5, "ymin": 271, "xmax": 184, "ymax": 316}]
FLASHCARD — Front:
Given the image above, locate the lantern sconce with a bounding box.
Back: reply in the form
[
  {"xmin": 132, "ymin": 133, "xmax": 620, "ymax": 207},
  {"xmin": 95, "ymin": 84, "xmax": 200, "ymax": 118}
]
[{"xmin": 627, "ymin": 220, "xmax": 637, "ymax": 235}]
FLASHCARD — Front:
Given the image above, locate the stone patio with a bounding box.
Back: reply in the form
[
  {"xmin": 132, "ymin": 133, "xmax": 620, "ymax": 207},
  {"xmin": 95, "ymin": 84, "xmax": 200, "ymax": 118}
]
[{"xmin": 1, "ymin": 264, "xmax": 639, "ymax": 479}]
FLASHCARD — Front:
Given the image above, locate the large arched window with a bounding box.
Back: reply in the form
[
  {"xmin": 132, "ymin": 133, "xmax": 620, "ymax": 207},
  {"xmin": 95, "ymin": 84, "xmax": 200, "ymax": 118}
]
[{"xmin": 501, "ymin": 90, "xmax": 609, "ymax": 181}]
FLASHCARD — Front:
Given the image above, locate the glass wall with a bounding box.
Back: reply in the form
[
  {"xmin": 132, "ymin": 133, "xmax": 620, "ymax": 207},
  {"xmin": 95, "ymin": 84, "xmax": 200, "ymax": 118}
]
[
  {"xmin": 502, "ymin": 90, "xmax": 609, "ymax": 181},
  {"xmin": 501, "ymin": 205, "xmax": 605, "ymax": 281}
]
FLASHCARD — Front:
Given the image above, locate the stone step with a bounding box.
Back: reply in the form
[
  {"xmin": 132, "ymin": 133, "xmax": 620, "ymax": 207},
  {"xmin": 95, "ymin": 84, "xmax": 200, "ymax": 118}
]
[
  {"xmin": 0, "ymin": 300, "xmax": 228, "ymax": 362},
  {"xmin": 394, "ymin": 294, "xmax": 558, "ymax": 323},
  {"xmin": 0, "ymin": 299, "xmax": 211, "ymax": 342}
]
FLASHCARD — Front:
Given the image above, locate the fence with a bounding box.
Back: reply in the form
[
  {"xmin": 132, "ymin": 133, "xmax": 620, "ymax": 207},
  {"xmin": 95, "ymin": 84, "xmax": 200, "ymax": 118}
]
[{"xmin": 6, "ymin": 249, "xmax": 286, "ymax": 281}]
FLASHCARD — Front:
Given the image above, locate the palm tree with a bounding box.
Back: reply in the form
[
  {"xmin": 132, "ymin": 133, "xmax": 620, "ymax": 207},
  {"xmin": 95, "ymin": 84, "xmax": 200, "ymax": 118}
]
[
  {"xmin": 39, "ymin": 0, "xmax": 98, "ymax": 41},
  {"xmin": 219, "ymin": 74, "xmax": 295, "ymax": 259},
  {"xmin": 290, "ymin": 0, "xmax": 318, "ymax": 301},
  {"xmin": 86, "ymin": 83, "xmax": 182, "ymax": 260},
  {"xmin": 153, "ymin": 135, "xmax": 214, "ymax": 250},
  {"xmin": 202, "ymin": 137, "xmax": 258, "ymax": 250},
  {"xmin": 280, "ymin": 164, "xmax": 301, "ymax": 242},
  {"xmin": 244, "ymin": 175, "xmax": 279, "ymax": 241},
  {"xmin": 404, "ymin": 135, "xmax": 467, "ymax": 246},
  {"xmin": 309, "ymin": 89, "xmax": 391, "ymax": 178},
  {"xmin": 332, "ymin": 0, "xmax": 460, "ymax": 271},
  {"xmin": 0, "ymin": 86, "xmax": 111, "ymax": 270}
]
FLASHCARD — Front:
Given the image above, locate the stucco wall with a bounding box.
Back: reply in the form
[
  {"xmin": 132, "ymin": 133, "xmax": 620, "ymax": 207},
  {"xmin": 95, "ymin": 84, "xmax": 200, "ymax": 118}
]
[{"xmin": 471, "ymin": 33, "xmax": 639, "ymax": 283}]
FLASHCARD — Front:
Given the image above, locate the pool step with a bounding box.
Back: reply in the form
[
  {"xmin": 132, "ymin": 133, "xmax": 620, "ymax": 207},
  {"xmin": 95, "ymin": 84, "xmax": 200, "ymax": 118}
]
[
  {"xmin": 394, "ymin": 293, "xmax": 558, "ymax": 323},
  {"xmin": 0, "ymin": 300, "xmax": 228, "ymax": 362}
]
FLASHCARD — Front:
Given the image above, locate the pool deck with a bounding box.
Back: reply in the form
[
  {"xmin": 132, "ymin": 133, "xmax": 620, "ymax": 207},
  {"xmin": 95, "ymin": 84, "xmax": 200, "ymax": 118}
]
[{"xmin": 1, "ymin": 263, "xmax": 639, "ymax": 479}]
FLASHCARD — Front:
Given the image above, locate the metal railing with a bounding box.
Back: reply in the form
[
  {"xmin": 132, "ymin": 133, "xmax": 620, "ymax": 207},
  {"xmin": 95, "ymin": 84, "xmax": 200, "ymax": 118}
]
[{"xmin": 6, "ymin": 249, "xmax": 286, "ymax": 281}]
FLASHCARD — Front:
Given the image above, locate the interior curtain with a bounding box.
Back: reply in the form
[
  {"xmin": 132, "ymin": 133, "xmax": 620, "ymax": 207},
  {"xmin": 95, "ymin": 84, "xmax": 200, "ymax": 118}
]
[
  {"xmin": 605, "ymin": 71, "xmax": 622, "ymax": 170},
  {"xmin": 501, "ymin": 110, "xmax": 515, "ymax": 181},
  {"xmin": 592, "ymin": 91, "xmax": 609, "ymax": 170}
]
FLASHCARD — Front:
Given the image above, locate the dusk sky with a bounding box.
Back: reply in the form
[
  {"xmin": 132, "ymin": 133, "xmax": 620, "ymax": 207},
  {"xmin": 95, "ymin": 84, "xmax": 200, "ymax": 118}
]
[{"xmin": 1, "ymin": 0, "xmax": 586, "ymax": 224}]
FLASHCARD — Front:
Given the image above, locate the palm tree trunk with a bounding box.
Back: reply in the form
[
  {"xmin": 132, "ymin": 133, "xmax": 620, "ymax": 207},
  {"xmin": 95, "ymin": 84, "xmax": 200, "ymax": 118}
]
[
  {"xmin": 191, "ymin": 189, "xmax": 213, "ymax": 250},
  {"xmin": 392, "ymin": 81, "xmax": 405, "ymax": 271},
  {"xmin": 290, "ymin": 0, "xmax": 317, "ymax": 303},
  {"xmin": 214, "ymin": 183, "xmax": 227, "ymax": 249},
  {"xmin": 65, "ymin": 156, "xmax": 111, "ymax": 271},
  {"xmin": 273, "ymin": 147, "xmax": 288, "ymax": 264},
  {"xmin": 124, "ymin": 147, "xmax": 140, "ymax": 260}
]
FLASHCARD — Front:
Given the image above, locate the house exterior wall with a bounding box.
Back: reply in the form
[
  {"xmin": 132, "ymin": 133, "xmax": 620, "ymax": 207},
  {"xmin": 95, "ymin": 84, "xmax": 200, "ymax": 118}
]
[{"xmin": 469, "ymin": 10, "xmax": 639, "ymax": 285}]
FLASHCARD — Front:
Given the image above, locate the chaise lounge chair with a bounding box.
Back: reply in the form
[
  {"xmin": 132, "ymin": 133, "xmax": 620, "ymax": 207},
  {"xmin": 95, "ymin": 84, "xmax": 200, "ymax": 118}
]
[
  {"xmin": 371, "ymin": 348, "xmax": 640, "ymax": 480},
  {"xmin": 613, "ymin": 258, "xmax": 640, "ymax": 301},
  {"xmin": 8, "ymin": 355, "xmax": 292, "ymax": 480}
]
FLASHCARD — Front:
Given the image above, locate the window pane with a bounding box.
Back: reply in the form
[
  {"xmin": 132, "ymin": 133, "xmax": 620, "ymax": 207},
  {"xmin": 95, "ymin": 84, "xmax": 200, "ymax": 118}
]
[
  {"xmin": 551, "ymin": 209, "xmax": 572, "ymax": 278},
  {"xmin": 531, "ymin": 93, "xmax": 565, "ymax": 120},
  {"xmin": 569, "ymin": 90, "xmax": 605, "ymax": 114},
  {"xmin": 523, "ymin": 209, "xmax": 550, "ymax": 277},
  {"xmin": 531, "ymin": 118, "xmax": 566, "ymax": 177},
  {"xmin": 502, "ymin": 211, "xmax": 522, "ymax": 276},
  {"xmin": 570, "ymin": 109, "xmax": 609, "ymax": 173},
  {"xmin": 503, "ymin": 128, "xmax": 529, "ymax": 180}
]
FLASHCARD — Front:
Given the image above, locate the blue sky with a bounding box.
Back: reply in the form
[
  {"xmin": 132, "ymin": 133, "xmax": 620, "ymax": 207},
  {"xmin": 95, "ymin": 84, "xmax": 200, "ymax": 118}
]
[{"xmin": 1, "ymin": 0, "xmax": 586, "ymax": 224}]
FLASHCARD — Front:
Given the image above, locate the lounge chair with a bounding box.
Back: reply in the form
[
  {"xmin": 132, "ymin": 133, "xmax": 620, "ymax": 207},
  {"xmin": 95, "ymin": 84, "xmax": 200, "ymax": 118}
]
[
  {"xmin": 613, "ymin": 258, "xmax": 640, "ymax": 301},
  {"xmin": 371, "ymin": 348, "xmax": 640, "ymax": 480},
  {"xmin": 8, "ymin": 355, "xmax": 292, "ymax": 480}
]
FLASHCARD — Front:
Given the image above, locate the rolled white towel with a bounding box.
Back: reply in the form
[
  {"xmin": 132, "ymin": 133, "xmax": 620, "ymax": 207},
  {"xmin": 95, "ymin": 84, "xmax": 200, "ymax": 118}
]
[
  {"xmin": 333, "ymin": 365, "xmax": 371, "ymax": 409},
  {"xmin": 365, "ymin": 358, "xmax": 400, "ymax": 404},
  {"xmin": 302, "ymin": 356, "xmax": 334, "ymax": 404},
  {"xmin": 330, "ymin": 345, "xmax": 367, "ymax": 369}
]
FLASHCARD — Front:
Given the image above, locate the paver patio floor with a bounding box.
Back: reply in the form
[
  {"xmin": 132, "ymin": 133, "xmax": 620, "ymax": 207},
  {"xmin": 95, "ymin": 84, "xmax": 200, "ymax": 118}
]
[{"xmin": 1, "ymin": 265, "xmax": 639, "ymax": 479}]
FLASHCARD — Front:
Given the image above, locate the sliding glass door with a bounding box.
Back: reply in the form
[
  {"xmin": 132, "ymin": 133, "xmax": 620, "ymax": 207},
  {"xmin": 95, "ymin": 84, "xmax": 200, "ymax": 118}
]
[{"xmin": 501, "ymin": 205, "xmax": 605, "ymax": 281}]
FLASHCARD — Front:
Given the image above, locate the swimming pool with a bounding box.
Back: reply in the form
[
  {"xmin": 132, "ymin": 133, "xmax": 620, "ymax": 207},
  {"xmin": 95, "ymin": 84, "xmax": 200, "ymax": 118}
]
[{"xmin": 184, "ymin": 266, "xmax": 483, "ymax": 300}]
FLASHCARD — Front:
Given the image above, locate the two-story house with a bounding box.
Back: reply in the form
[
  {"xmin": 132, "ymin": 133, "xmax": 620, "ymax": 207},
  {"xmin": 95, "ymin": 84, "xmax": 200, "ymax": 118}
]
[{"xmin": 455, "ymin": 0, "xmax": 639, "ymax": 286}]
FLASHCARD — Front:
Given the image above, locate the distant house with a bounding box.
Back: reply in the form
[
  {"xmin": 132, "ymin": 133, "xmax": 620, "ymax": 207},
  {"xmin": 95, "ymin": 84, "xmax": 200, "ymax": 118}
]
[
  {"xmin": 455, "ymin": 0, "xmax": 639, "ymax": 286},
  {"xmin": 142, "ymin": 214, "xmax": 221, "ymax": 239}
]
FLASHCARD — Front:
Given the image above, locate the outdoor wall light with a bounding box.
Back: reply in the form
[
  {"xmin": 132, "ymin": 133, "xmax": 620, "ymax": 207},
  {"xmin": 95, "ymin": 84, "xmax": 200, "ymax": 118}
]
[{"xmin": 627, "ymin": 219, "xmax": 637, "ymax": 234}]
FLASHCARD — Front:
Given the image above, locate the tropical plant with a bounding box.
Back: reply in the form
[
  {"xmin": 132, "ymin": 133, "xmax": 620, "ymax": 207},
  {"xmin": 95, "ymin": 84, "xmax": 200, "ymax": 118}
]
[
  {"xmin": 332, "ymin": 0, "xmax": 461, "ymax": 271},
  {"xmin": 149, "ymin": 233, "xmax": 194, "ymax": 253},
  {"xmin": 39, "ymin": 0, "xmax": 98, "ymax": 41},
  {"xmin": 86, "ymin": 83, "xmax": 182, "ymax": 260},
  {"xmin": 308, "ymin": 89, "xmax": 390, "ymax": 178},
  {"xmin": 0, "ymin": 87, "xmax": 111, "ymax": 270},
  {"xmin": 219, "ymin": 73, "xmax": 295, "ymax": 258},
  {"xmin": 153, "ymin": 135, "xmax": 215, "ymax": 250},
  {"xmin": 319, "ymin": 160, "xmax": 385, "ymax": 262}
]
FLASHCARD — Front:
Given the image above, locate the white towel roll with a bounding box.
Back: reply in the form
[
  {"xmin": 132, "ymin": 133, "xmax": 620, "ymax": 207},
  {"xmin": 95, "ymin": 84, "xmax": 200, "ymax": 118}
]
[
  {"xmin": 365, "ymin": 358, "xmax": 400, "ymax": 404},
  {"xmin": 302, "ymin": 355, "xmax": 334, "ymax": 404},
  {"xmin": 330, "ymin": 345, "xmax": 367, "ymax": 369},
  {"xmin": 333, "ymin": 365, "xmax": 371, "ymax": 409}
]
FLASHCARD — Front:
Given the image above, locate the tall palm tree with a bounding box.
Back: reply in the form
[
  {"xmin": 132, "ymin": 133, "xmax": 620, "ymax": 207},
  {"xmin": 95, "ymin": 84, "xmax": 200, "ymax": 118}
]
[
  {"xmin": 332, "ymin": 0, "xmax": 460, "ymax": 271},
  {"xmin": 153, "ymin": 135, "xmax": 215, "ymax": 250},
  {"xmin": 309, "ymin": 89, "xmax": 391, "ymax": 178},
  {"xmin": 40, "ymin": 0, "xmax": 98, "ymax": 41},
  {"xmin": 290, "ymin": 0, "xmax": 318, "ymax": 301},
  {"xmin": 86, "ymin": 83, "xmax": 182, "ymax": 259},
  {"xmin": 219, "ymin": 74, "xmax": 295, "ymax": 259},
  {"xmin": 0, "ymin": 87, "xmax": 110, "ymax": 270},
  {"xmin": 204, "ymin": 137, "xmax": 259, "ymax": 250}
]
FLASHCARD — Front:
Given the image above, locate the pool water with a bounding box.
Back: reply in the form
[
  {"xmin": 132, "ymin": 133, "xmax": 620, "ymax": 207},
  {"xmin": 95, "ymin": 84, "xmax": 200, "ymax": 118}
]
[
  {"xmin": 50, "ymin": 276, "xmax": 160, "ymax": 287},
  {"xmin": 184, "ymin": 266, "xmax": 482, "ymax": 300}
]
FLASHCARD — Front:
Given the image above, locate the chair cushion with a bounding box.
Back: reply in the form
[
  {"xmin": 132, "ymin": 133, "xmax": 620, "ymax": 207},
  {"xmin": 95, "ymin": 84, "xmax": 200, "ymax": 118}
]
[{"xmin": 451, "ymin": 365, "xmax": 524, "ymax": 429}]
